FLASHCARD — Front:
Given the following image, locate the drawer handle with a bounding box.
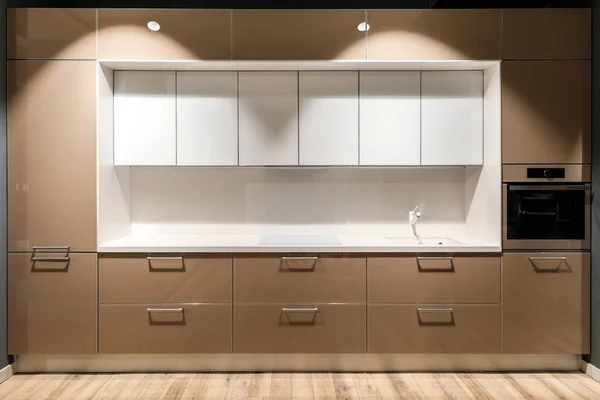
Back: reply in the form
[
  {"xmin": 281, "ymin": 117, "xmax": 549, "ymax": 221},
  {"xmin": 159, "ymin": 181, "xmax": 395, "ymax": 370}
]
[
  {"xmin": 417, "ymin": 257, "xmax": 453, "ymax": 261},
  {"xmin": 281, "ymin": 257, "xmax": 318, "ymax": 271},
  {"xmin": 281, "ymin": 308, "xmax": 319, "ymax": 313},
  {"xmin": 32, "ymin": 246, "xmax": 70, "ymax": 252},
  {"xmin": 147, "ymin": 257, "xmax": 184, "ymax": 261},
  {"xmin": 528, "ymin": 257, "xmax": 567, "ymax": 261},
  {"xmin": 147, "ymin": 308, "xmax": 184, "ymax": 313},
  {"xmin": 417, "ymin": 307, "xmax": 454, "ymax": 313},
  {"xmin": 282, "ymin": 257, "xmax": 318, "ymax": 261},
  {"xmin": 31, "ymin": 256, "xmax": 70, "ymax": 262}
]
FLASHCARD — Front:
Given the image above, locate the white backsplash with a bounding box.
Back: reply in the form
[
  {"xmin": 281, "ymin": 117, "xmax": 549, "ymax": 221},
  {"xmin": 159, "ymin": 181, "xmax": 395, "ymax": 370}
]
[{"xmin": 129, "ymin": 167, "xmax": 467, "ymax": 236}]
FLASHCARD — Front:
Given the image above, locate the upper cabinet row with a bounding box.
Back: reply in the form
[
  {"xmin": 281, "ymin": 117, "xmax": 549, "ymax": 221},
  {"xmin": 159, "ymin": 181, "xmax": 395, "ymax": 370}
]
[
  {"xmin": 7, "ymin": 8, "xmax": 589, "ymax": 61},
  {"xmin": 114, "ymin": 70, "xmax": 483, "ymax": 167}
]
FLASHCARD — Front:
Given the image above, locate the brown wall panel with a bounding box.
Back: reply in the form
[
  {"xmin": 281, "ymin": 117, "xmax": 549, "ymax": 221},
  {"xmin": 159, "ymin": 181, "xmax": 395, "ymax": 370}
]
[
  {"xmin": 7, "ymin": 8, "xmax": 96, "ymax": 60},
  {"xmin": 232, "ymin": 10, "xmax": 367, "ymax": 60},
  {"xmin": 502, "ymin": 60, "xmax": 591, "ymax": 164},
  {"xmin": 98, "ymin": 9, "xmax": 230, "ymax": 60},
  {"xmin": 503, "ymin": 9, "xmax": 591, "ymax": 60},
  {"xmin": 8, "ymin": 60, "xmax": 97, "ymax": 251},
  {"xmin": 367, "ymin": 10, "xmax": 501, "ymax": 60}
]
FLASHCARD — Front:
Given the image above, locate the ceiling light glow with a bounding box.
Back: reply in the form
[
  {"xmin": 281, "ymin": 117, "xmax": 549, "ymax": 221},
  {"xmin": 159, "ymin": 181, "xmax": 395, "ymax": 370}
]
[
  {"xmin": 357, "ymin": 22, "xmax": 370, "ymax": 32},
  {"xmin": 147, "ymin": 21, "xmax": 161, "ymax": 31}
]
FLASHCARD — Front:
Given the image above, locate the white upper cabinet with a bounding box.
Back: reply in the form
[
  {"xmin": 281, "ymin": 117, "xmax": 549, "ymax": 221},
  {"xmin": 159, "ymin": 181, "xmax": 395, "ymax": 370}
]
[
  {"xmin": 299, "ymin": 71, "xmax": 359, "ymax": 166},
  {"xmin": 359, "ymin": 71, "xmax": 421, "ymax": 165},
  {"xmin": 238, "ymin": 72, "xmax": 299, "ymax": 166},
  {"xmin": 421, "ymin": 71, "xmax": 483, "ymax": 165},
  {"xmin": 176, "ymin": 72, "xmax": 238, "ymax": 166},
  {"xmin": 114, "ymin": 71, "xmax": 176, "ymax": 166}
]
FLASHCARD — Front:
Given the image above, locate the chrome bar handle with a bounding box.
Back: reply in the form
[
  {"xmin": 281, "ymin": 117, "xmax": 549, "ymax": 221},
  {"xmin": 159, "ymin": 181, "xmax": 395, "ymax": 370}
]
[
  {"xmin": 281, "ymin": 308, "xmax": 319, "ymax": 313},
  {"xmin": 31, "ymin": 257, "xmax": 70, "ymax": 262},
  {"xmin": 147, "ymin": 257, "xmax": 184, "ymax": 261},
  {"xmin": 417, "ymin": 307, "xmax": 454, "ymax": 313},
  {"xmin": 529, "ymin": 257, "xmax": 567, "ymax": 261},
  {"xmin": 282, "ymin": 257, "xmax": 318, "ymax": 261},
  {"xmin": 147, "ymin": 308, "xmax": 184, "ymax": 313},
  {"xmin": 32, "ymin": 246, "xmax": 70, "ymax": 251},
  {"xmin": 417, "ymin": 257, "xmax": 454, "ymax": 261}
]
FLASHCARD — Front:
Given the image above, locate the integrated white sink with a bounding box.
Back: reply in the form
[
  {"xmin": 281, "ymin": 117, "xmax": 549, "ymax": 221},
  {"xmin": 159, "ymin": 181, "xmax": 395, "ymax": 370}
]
[{"xmin": 384, "ymin": 236, "xmax": 463, "ymax": 246}]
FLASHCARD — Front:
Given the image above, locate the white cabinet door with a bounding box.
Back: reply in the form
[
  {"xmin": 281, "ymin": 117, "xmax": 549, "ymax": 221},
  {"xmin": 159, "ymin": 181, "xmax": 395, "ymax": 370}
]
[
  {"xmin": 238, "ymin": 72, "xmax": 298, "ymax": 166},
  {"xmin": 421, "ymin": 71, "xmax": 483, "ymax": 166},
  {"xmin": 176, "ymin": 72, "xmax": 238, "ymax": 166},
  {"xmin": 299, "ymin": 71, "xmax": 359, "ymax": 166},
  {"xmin": 359, "ymin": 71, "xmax": 420, "ymax": 165},
  {"xmin": 114, "ymin": 71, "xmax": 176, "ymax": 166}
]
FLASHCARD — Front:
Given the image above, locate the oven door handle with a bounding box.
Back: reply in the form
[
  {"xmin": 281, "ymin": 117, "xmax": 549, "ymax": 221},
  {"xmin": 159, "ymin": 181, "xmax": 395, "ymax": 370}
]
[{"xmin": 509, "ymin": 185, "xmax": 589, "ymax": 191}]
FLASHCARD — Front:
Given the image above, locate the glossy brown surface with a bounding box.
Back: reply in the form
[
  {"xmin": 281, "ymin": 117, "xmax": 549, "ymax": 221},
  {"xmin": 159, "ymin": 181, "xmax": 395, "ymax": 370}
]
[
  {"xmin": 8, "ymin": 253, "xmax": 97, "ymax": 355},
  {"xmin": 368, "ymin": 304, "xmax": 501, "ymax": 354},
  {"xmin": 232, "ymin": 10, "xmax": 366, "ymax": 60},
  {"xmin": 7, "ymin": 8, "xmax": 97, "ymax": 59},
  {"xmin": 368, "ymin": 256, "xmax": 500, "ymax": 303},
  {"xmin": 234, "ymin": 304, "xmax": 366, "ymax": 353},
  {"xmin": 98, "ymin": 9, "xmax": 230, "ymax": 60},
  {"xmin": 99, "ymin": 304, "xmax": 231, "ymax": 354},
  {"xmin": 8, "ymin": 60, "xmax": 97, "ymax": 251},
  {"xmin": 234, "ymin": 256, "xmax": 366, "ymax": 303},
  {"xmin": 502, "ymin": 252, "xmax": 590, "ymax": 354},
  {"xmin": 502, "ymin": 60, "xmax": 591, "ymax": 164},
  {"xmin": 503, "ymin": 9, "xmax": 591, "ymax": 60},
  {"xmin": 99, "ymin": 255, "xmax": 232, "ymax": 303},
  {"xmin": 366, "ymin": 10, "xmax": 501, "ymax": 60}
]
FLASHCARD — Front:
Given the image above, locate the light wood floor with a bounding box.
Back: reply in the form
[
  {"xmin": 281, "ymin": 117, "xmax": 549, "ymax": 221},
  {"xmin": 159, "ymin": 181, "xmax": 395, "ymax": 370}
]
[{"xmin": 1, "ymin": 372, "xmax": 600, "ymax": 399}]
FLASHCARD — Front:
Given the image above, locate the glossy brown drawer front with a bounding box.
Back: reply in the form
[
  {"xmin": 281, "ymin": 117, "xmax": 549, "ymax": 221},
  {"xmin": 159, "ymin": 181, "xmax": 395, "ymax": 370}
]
[
  {"xmin": 234, "ymin": 304, "xmax": 366, "ymax": 353},
  {"xmin": 9, "ymin": 253, "xmax": 97, "ymax": 355},
  {"xmin": 234, "ymin": 256, "xmax": 366, "ymax": 303},
  {"xmin": 368, "ymin": 256, "xmax": 500, "ymax": 303},
  {"xmin": 99, "ymin": 255, "xmax": 232, "ymax": 303},
  {"xmin": 503, "ymin": 252, "xmax": 590, "ymax": 354},
  {"xmin": 368, "ymin": 304, "xmax": 501, "ymax": 354},
  {"xmin": 99, "ymin": 304, "xmax": 231, "ymax": 354}
]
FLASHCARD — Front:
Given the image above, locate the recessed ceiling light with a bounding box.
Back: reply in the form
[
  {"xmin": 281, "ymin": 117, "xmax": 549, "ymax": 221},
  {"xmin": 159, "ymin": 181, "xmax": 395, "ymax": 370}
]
[
  {"xmin": 357, "ymin": 22, "xmax": 370, "ymax": 32},
  {"xmin": 147, "ymin": 21, "xmax": 161, "ymax": 32}
]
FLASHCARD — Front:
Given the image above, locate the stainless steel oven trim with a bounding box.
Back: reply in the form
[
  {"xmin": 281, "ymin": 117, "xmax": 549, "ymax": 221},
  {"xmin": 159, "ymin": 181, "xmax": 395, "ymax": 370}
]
[{"xmin": 502, "ymin": 184, "xmax": 591, "ymax": 251}]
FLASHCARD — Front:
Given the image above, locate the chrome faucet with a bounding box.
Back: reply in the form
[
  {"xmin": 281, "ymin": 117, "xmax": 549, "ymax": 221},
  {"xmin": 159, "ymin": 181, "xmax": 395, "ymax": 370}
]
[{"xmin": 409, "ymin": 206, "xmax": 422, "ymax": 244}]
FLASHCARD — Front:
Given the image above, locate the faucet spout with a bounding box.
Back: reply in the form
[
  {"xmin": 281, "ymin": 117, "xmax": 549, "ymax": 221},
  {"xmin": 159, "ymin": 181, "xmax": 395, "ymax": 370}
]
[{"xmin": 409, "ymin": 206, "xmax": 422, "ymax": 243}]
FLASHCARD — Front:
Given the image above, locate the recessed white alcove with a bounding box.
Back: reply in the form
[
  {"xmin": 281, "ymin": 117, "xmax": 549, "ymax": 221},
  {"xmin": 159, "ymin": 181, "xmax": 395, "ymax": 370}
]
[{"xmin": 97, "ymin": 60, "xmax": 501, "ymax": 252}]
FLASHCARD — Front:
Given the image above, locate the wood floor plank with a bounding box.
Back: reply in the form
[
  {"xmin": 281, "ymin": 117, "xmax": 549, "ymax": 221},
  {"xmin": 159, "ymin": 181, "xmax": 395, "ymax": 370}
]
[
  {"xmin": 387, "ymin": 373, "xmax": 424, "ymax": 399},
  {"xmin": 269, "ymin": 373, "xmax": 293, "ymax": 400},
  {"xmin": 289, "ymin": 373, "xmax": 313, "ymax": 399},
  {"xmin": 351, "ymin": 373, "xmax": 381, "ymax": 400},
  {"xmin": 310, "ymin": 373, "xmax": 337, "ymax": 400},
  {"xmin": 458, "ymin": 373, "xmax": 515, "ymax": 400},
  {"xmin": 331, "ymin": 373, "xmax": 360, "ymax": 399},
  {"xmin": 179, "ymin": 374, "xmax": 211, "ymax": 400},
  {"xmin": 411, "ymin": 373, "xmax": 474, "ymax": 399}
]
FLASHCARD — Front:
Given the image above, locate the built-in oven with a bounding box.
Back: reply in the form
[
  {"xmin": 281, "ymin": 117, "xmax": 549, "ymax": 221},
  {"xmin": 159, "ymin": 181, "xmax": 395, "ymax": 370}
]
[{"xmin": 503, "ymin": 165, "xmax": 591, "ymax": 250}]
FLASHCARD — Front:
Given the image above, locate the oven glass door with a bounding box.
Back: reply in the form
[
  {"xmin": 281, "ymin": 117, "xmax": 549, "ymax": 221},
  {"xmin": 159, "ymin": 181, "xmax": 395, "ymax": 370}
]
[{"xmin": 506, "ymin": 184, "xmax": 588, "ymax": 241}]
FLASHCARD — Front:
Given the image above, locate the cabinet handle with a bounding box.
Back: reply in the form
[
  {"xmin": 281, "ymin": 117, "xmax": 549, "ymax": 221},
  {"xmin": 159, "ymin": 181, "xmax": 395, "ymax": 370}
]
[
  {"xmin": 146, "ymin": 257, "xmax": 184, "ymax": 261},
  {"xmin": 417, "ymin": 257, "xmax": 453, "ymax": 261},
  {"xmin": 417, "ymin": 307, "xmax": 454, "ymax": 313},
  {"xmin": 147, "ymin": 308, "xmax": 184, "ymax": 313},
  {"xmin": 31, "ymin": 256, "xmax": 70, "ymax": 262},
  {"xmin": 32, "ymin": 246, "xmax": 70, "ymax": 251},
  {"xmin": 528, "ymin": 257, "xmax": 567, "ymax": 261},
  {"xmin": 281, "ymin": 308, "xmax": 319, "ymax": 313},
  {"xmin": 281, "ymin": 257, "xmax": 318, "ymax": 261}
]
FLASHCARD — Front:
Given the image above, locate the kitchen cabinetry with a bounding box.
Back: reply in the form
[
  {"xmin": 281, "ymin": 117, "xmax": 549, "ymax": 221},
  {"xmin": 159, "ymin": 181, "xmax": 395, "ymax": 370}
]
[
  {"xmin": 9, "ymin": 253, "xmax": 97, "ymax": 355},
  {"xmin": 421, "ymin": 71, "xmax": 483, "ymax": 165},
  {"xmin": 502, "ymin": 61, "xmax": 591, "ymax": 164},
  {"xmin": 238, "ymin": 72, "xmax": 299, "ymax": 166},
  {"xmin": 8, "ymin": 60, "xmax": 96, "ymax": 251},
  {"xmin": 502, "ymin": 252, "xmax": 590, "ymax": 354},
  {"xmin": 299, "ymin": 71, "xmax": 359, "ymax": 165},
  {"xmin": 176, "ymin": 72, "xmax": 238, "ymax": 166},
  {"xmin": 114, "ymin": 71, "xmax": 176, "ymax": 166},
  {"xmin": 359, "ymin": 71, "xmax": 421, "ymax": 165}
]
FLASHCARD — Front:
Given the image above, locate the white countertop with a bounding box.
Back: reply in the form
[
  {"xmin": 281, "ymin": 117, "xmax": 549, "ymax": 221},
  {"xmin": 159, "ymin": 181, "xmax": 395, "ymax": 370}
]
[{"xmin": 98, "ymin": 234, "xmax": 501, "ymax": 253}]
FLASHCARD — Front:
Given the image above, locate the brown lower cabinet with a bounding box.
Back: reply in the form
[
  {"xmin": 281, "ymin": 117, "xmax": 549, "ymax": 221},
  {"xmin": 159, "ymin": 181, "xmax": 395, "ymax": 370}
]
[
  {"xmin": 8, "ymin": 253, "xmax": 97, "ymax": 354},
  {"xmin": 234, "ymin": 304, "xmax": 366, "ymax": 353},
  {"xmin": 502, "ymin": 252, "xmax": 590, "ymax": 354},
  {"xmin": 368, "ymin": 304, "xmax": 501, "ymax": 354},
  {"xmin": 99, "ymin": 304, "xmax": 231, "ymax": 354}
]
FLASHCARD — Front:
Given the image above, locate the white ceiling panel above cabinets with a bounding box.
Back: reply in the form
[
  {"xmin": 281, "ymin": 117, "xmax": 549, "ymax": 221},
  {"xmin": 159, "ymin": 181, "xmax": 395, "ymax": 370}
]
[
  {"xmin": 176, "ymin": 72, "xmax": 238, "ymax": 166},
  {"xmin": 359, "ymin": 71, "xmax": 421, "ymax": 166}
]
